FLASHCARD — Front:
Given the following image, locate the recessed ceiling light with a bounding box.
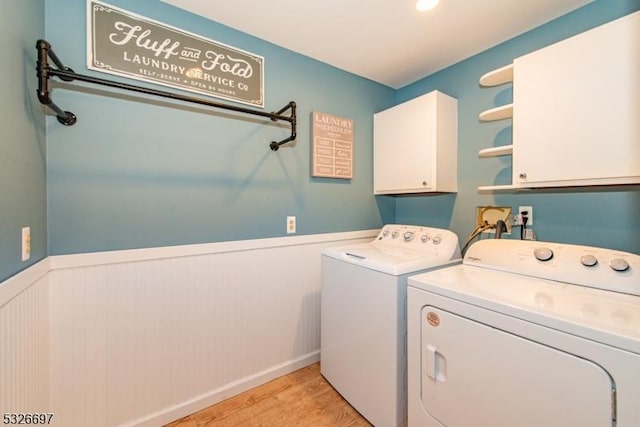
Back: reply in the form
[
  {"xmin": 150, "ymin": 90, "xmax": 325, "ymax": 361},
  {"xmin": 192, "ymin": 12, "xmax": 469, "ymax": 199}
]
[{"xmin": 416, "ymin": 0, "xmax": 440, "ymax": 12}]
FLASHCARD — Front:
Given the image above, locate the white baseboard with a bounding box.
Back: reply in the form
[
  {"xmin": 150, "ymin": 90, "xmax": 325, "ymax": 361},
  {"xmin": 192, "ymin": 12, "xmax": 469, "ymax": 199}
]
[{"xmin": 126, "ymin": 351, "xmax": 320, "ymax": 427}]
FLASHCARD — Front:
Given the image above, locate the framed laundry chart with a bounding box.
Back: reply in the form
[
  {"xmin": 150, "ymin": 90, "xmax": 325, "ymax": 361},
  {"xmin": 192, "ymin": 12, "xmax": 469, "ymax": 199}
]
[{"xmin": 311, "ymin": 112, "xmax": 354, "ymax": 179}]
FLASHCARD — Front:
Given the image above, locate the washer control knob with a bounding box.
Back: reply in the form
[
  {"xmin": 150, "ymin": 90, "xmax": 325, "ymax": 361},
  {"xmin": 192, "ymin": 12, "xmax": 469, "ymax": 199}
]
[
  {"xmin": 391, "ymin": 231, "xmax": 399, "ymax": 239},
  {"xmin": 432, "ymin": 236, "xmax": 442, "ymax": 245},
  {"xmin": 382, "ymin": 230, "xmax": 389, "ymax": 237},
  {"xmin": 534, "ymin": 247, "xmax": 554, "ymax": 262},
  {"xmin": 580, "ymin": 254, "xmax": 598, "ymax": 267},
  {"xmin": 609, "ymin": 258, "xmax": 630, "ymax": 272},
  {"xmin": 403, "ymin": 231, "xmax": 415, "ymax": 242},
  {"xmin": 421, "ymin": 234, "xmax": 430, "ymax": 243}
]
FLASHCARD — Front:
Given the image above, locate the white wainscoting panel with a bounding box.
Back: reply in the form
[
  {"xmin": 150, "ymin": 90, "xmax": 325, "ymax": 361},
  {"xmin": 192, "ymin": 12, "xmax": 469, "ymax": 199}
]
[
  {"xmin": 0, "ymin": 260, "xmax": 50, "ymax": 416},
  {"xmin": 46, "ymin": 230, "xmax": 377, "ymax": 426}
]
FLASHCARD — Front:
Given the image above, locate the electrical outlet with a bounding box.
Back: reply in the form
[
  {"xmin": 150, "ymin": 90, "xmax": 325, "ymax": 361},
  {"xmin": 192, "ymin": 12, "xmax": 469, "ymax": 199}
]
[
  {"xmin": 22, "ymin": 227, "xmax": 31, "ymax": 261},
  {"xmin": 287, "ymin": 216, "xmax": 296, "ymax": 234},
  {"xmin": 518, "ymin": 205, "xmax": 533, "ymax": 226}
]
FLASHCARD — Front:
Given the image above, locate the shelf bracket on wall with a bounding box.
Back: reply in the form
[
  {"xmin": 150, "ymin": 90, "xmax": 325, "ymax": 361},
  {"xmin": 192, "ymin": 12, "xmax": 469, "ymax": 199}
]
[{"xmin": 35, "ymin": 39, "xmax": 297, "ymax": 151}]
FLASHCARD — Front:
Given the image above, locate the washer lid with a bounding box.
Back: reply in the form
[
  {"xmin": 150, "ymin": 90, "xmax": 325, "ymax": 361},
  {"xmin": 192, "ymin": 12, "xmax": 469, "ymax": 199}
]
[
  {"xmin": 408, "ymin": 265, "xmax": 640, "ymax": 354},
  {"xmin": 323, "ymin": 243, "xmax": 460, "ymax": 275}
]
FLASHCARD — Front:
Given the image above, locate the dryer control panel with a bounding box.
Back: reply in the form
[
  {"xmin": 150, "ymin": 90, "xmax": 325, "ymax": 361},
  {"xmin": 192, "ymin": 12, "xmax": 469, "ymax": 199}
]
[{"xmin": 464, "ymin": 239, "xmax": 640, "ymax": 296}]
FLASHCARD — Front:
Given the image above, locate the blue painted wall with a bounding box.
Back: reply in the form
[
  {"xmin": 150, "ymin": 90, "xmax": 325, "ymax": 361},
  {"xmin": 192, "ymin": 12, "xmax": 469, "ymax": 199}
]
[
  {"xmin": 394, "ymin": 0, "xmax": 640, "ymax": 253},
  {"xmin": 45, "ymin": 0, "xmax": 395, "ymax": 255},
  {"xmin": 1, "ymin": 0, "xmax": 638, "ymax": 281},
  {"xmin": 0, "ymin": 0, "xmax": 46, "ymax": 282}
]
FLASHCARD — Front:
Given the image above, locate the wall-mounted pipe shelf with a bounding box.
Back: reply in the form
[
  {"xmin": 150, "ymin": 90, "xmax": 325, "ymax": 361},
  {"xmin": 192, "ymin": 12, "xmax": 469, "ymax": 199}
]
[{"xmin": 35, "ymin": 39, "xmax": 297, "ymax": 151}]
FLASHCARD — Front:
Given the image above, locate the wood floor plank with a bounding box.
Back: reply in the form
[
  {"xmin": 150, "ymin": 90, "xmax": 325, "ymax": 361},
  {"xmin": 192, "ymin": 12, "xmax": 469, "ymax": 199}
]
[{"xmin": 165, "ymin": 363, "xmax": 371, "ymax": 426}]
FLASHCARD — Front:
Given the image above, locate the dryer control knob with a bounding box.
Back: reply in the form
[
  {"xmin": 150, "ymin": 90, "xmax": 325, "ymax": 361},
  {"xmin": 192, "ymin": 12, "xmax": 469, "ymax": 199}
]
[
  {"xmin": 392, "ymin": 231, "xmax": 399, "ymax": 239},
  {"xmin": 609, "ymin": 258, "xmax": 630, "ymax": 272},
  {"xmin": 580, "ymin": 254, "xmax": 598, "ymax": 267},
  {"xmin": 421, "ymin": 234, "xmax": 430, "ymax": 243},
  {"xmin": 403, "ymin": 231, "xmax": 415, "ymax": 242},
  {"xmin": 534, "ymin": 247, "xmax": 554, "ymax": 261},
  {"xmin": 432, "ymin": 236, "xmax": 442, "ymax": 245},
  {"xmin": 382, "ymin": 230, "xmax": 389, "ymax": 237}
]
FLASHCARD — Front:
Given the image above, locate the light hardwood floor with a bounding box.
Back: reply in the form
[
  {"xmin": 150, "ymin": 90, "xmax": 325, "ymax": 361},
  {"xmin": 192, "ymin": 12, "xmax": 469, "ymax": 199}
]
[{"xmin": 165, "ymin": 363, "xmax": 372, "ymax": 427}]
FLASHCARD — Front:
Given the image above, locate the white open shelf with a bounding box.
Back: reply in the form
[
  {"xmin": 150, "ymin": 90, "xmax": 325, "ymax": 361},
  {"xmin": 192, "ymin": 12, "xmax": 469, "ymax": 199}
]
[
  {"xmin": 479, "ymin": 64, "xmax": 514, "ymax": 87},
  {"xmin": 479, "ymin": 104, "xmax": 513, "ymax": 122},
  {"xmin": 477, "ymin": 184, "xmax": 517, "ymax": 192},
  {"xmin": 478, "ymin": 145, "xmax": 513, "ymax": 158},
  {"xmin": 477, "ymin": 64, "xmax": 515, "ymax": 191}
]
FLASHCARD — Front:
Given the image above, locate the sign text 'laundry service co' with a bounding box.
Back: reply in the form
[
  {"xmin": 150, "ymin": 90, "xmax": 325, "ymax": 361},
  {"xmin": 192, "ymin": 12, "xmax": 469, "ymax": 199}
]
[{"xmin": 88, "ymin": 0, "xmax": 265, "ymax": 107}]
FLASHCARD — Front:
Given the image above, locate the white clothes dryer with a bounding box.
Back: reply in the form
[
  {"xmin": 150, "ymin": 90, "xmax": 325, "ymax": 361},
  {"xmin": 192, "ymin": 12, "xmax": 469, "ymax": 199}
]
[
  {"xmin": 407, "ymin": 239, "xmax": 640, "ymax": 427},
  {"xmin": 321, "ymin": 224, "xmax": 461, "ymax": 427}
]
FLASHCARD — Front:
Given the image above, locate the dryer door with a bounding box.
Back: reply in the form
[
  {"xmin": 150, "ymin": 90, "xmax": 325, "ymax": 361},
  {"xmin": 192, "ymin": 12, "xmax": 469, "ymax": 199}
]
[{"xmin": 421, "ymin": 307, "xmax": 615, "ymax": 427}]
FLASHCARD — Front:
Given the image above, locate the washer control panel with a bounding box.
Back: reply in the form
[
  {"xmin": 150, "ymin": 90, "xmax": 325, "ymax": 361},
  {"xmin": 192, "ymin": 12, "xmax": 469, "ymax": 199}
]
[
  {"xmin": 464, "ymin": 239, "xmax": 640, "ymax": 296},
  {"xmin": 375, "ymin": 224, "xmax": 460, "ymax": 257}
]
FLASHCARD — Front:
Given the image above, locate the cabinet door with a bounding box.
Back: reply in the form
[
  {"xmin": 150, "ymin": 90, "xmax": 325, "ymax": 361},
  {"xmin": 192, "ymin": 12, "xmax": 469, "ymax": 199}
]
[
  {"xmin": 513, "ymin": 12, "xmax": 640, "ymax": 187},
  {"xmin": 374, "ymin": 93, "xmax": 437, "ymax": 194}
]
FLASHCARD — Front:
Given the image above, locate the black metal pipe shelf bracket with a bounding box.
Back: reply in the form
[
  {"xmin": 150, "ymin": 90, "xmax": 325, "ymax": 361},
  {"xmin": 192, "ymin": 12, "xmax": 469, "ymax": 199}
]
[{"xmin": 35, "ymin": 39, "xmax": 297, "ymax": 151}]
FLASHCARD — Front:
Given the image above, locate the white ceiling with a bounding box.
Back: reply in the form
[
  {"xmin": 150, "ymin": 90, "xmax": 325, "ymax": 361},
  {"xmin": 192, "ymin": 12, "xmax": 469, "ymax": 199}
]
[{"xmin": 160, "ymin": 0, "xmax": 593, "ymax": 88}]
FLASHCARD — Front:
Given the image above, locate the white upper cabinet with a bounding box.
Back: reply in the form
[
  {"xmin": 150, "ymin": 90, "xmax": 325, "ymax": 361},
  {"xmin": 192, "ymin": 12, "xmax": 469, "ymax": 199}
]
[
  {"xmin": 374, "ymin": 91, "xmax": 458, "ymax": 195},
  {"xmin": 478, "ymin": 11, "xmax": 640, "ymax": 190},
  {"xmin": 513, "ymin": 11, "xmax": 640, "ymax": 188}
]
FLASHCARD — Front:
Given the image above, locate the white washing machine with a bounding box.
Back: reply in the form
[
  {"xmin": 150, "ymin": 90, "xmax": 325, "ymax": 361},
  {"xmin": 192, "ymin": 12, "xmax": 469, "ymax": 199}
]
[
  {"xmin": 321, "ymin": 224, "xmax": 461, "ymax": 427},
  {"xmin": 407, "ymin": 239, "xmax": 640, "ymax": 427}
]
